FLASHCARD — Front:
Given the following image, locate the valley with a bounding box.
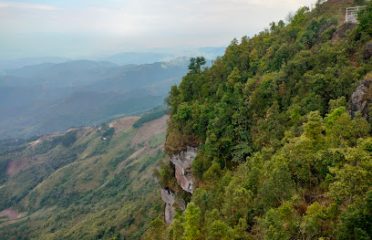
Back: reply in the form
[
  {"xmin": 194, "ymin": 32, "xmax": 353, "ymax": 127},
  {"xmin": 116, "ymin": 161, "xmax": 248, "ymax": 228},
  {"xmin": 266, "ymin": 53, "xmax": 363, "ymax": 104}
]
[{"xmin": 0, "ymin": 112, "xmax": 168, "ymax": 240}]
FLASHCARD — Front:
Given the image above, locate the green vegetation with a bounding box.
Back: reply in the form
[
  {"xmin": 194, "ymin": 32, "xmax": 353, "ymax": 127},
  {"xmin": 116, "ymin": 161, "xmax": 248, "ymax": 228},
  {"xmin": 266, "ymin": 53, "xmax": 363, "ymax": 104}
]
[
  {"xmin": 155, "ymin": 1, "xmax": 372, "ymax": 239},
  {"xmin": 0, "ymin": 116, "xmax": 168, "ymax": 240},
  {"xmin": 133, "ymin": 106, "xmax": 167, "ymax": 128}
]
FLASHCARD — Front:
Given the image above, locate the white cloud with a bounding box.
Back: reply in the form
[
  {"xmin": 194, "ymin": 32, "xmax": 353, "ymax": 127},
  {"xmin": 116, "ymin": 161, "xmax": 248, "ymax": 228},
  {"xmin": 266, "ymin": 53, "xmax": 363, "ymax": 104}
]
[
  {"xmin": 0, "ymin": 0, "xmax": 316, "ymax": 35},
  {"xmin": 0, "ymin": 0, "xmax": 316, "ymax": 58}
]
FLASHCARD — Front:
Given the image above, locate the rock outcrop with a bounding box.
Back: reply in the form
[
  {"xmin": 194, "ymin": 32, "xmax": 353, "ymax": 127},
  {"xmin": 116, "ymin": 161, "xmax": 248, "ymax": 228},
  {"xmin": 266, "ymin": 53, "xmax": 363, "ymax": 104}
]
[
  {"xmin": 349, "ymin": 75, "xmax": 372, "ymax": 120},
  {"xmin": 332, "ymin": 23, "xmax": 356, "ymax": 41},
  {"xmin": 170, "ymin": 147, "xmax": 197, "ymax": 193},
  {"xmin": 364, "ymin": 41, "xmax": 372, "ymax": 60},
  {"xmin": 161, "ymin": 188, "xmax": 176, "ymax": 224},
  {"xmin": 160, "ymin": 147, "xmax": 197, "ymax": 224},
  {"xmin": 161, "ymin": 188, "xmax": 186, "ymax": 224}
]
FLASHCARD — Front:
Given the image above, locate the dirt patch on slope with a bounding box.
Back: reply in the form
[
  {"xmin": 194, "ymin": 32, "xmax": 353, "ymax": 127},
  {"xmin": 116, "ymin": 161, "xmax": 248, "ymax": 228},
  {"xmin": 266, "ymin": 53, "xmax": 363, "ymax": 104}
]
[
  {"xmin": 6, "ymin": 159, "xmax": 30, "ymax": 177},
  {"xmin": 0, "ymin": 208, "xmax": 22, "ymax": 220},
  {"xmin": 131, "ymin": 115, "xmax": 168, "ymax": 146},
  {"xmin": 109, "ymin": 116, "xmax": 140, "ymax": 132}
]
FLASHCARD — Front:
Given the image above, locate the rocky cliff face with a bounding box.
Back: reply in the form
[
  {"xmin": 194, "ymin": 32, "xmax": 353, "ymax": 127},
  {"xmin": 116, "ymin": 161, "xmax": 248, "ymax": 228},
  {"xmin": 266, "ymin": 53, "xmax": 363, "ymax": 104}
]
[
  {"xmin": 349, "ymin": 74, "xmax": 372, "ymax": 120},
  {"xmin": 170, "ymin": 147, "xmax": 197, "ymax": 193},
  {"xmin": 160, "ymin": 188, "xmax": 186, "ymax": 224},
  {"xmin": 160, "ymin": 147, "xmax": 197, "ymax": 224},
  {"xmin": 160, "ymin": 188, "xmax": 176, "ymax": 224},
  {"xmin": 364, "ymin": 41, "xmax": 372, "ymax": 60}
]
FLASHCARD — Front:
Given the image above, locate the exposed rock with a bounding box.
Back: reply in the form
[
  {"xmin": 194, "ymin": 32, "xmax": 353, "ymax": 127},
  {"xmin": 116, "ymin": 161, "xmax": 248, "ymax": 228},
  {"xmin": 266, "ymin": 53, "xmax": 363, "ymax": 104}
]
[
  {"xmin": 170, "ymin": 147, "xmax": 197, "ymax": 193},
  {"xmin": 161, "ymin": 188, "xmax": 176, "ymax": 224},
  {"xmin": 364, "ymin": 41, "xmax": 372, "ymax": 60},
  {"xmin": 332, "ymin": 23, "xmax": 356, "ymax": 41},
  {"xmin": 160, "ymin": 147, "xmax": 197, "ymax": 224},
  {"xmin": 178, "ymin": 198, "xmax": 186, "ymax": 211},
  {"xmin": 0, "ymin": 208, "xmax": 23, "ymax": 221},
  {"xmin": 349, "ymin": 75, "xmax": 372, "ymax": 119}
]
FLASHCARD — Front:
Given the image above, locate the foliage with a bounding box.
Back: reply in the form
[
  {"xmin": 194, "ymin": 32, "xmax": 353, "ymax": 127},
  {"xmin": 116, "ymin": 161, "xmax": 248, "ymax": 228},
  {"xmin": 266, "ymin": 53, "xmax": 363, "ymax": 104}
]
[
  {"xmin": 133, "ymin": 106, "xmax": 167, "ymax": 128},
  {"xmin": 0, "ymin": 116, "xmax": 167, "ymax": 240},
  {"xmin": 158, "ymin": 1, "xmax": 372, "ymax": 240}
]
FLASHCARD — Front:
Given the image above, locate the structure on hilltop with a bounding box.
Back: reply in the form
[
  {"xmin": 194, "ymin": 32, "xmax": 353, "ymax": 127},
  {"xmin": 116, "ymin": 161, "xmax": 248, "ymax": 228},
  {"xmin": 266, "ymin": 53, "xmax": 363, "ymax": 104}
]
[{"xmin": 345, "ymin": 5, "xmax": 366, "ymax": 23}]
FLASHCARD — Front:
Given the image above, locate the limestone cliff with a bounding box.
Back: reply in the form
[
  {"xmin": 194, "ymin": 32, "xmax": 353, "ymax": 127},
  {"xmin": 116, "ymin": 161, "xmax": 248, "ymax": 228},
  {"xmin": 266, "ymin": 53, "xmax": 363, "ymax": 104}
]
[
  {"xmin": 170, "ymin": 147, "xmax": 197, "ymax": 193},
  {"xmin": 160, "ymin": 188, "xmax": 176, "ymax": 224},
  {"xmin": 160, "ymin": 147, "xmax": 197, "ymax": 223},
  {"xmin": 349, "ymin": 74, "xmax": 372, "ymax": 120}
]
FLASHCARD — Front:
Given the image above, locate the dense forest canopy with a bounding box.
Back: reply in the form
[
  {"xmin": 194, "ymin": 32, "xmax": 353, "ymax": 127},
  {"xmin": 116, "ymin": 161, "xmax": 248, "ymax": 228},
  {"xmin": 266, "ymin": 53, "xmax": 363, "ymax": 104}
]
[{"xmin": 150, "ymin": 0, "xmax": 372, "ymax": 239}]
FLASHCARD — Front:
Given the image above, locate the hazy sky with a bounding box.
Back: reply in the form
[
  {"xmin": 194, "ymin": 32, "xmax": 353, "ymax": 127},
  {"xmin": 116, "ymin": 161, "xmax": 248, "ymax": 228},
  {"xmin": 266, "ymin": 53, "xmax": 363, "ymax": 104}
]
[{"xmin": 0, "ymin": 0, "xmax": 315, "ymax": 59}]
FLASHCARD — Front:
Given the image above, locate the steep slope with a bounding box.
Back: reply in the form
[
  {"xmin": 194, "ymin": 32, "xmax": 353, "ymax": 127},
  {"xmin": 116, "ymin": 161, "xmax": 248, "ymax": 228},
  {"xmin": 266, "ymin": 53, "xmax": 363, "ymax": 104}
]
[
  {"xmin": 0, "ymin": 114, "xmax": 168, "ymax": 240},
  {"xmin": 151, "ymin": 1, "xmax": 372, "ymax": 239}
]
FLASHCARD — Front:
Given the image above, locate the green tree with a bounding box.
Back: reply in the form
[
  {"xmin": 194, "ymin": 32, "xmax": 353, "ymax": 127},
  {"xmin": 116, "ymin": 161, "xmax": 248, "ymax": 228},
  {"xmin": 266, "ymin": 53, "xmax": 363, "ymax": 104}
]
[
  {"xmin": 188, "ymin": 57, "xmax": 206, "ymax": 74},
  {"xmin": 206, "ymin": 220, "xmax": 233, "ymax": 240},
  {"xmin": 260, "ymin": 201, "xmax": 301, "ymax": 240},
  {"xmin": 329, "ymin": 148, "xmax": 371, "ymax": 203},
  {"xmin": 143, "ymin": 217, "xmax": 166, "ymax": 240},
  {"xmin": 183, "ymin": 202, "xmax": 202, "ymax": 240},
  {"xmin": 301, "ymin": 202, "xmax": 329, "ymax": 239},
  {"xmin": 304, "ymin": 111, "xmax": 323, "ymax": 142},
  {"xmin": 222, "ymin": 178, "xmax": 252, "ymax": 225},
  {"xmin": 337, "ymin": 191, "xmax": 372, "ymax": 240},
  {"xmin": 167, "ymin": 213, "xmax": 184, "ymax": 240}
]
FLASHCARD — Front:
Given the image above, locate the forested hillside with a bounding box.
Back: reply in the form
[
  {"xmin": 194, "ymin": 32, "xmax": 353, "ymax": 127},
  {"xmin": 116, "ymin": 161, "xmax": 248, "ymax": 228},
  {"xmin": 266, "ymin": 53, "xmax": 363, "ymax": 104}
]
[
  {"xmin": 0, "ymin": 113, "xmax": 168, "ymax": 240},
  {"xmin": 151, "ymin": 0, "xmax": 372, "ymax": 239}
]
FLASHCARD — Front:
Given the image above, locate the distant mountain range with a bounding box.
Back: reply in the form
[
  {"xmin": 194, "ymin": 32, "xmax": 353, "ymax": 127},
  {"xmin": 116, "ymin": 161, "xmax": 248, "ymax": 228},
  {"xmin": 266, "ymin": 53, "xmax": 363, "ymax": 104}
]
[
  {"xmin": 0, "ymin": 48, "xmax": 225, "ymax": 72},
  {"xmin": 104, "ymin": 52, "xmax": 172, "ymax": 65},
  {"xmin": 0, "ymin": 58, "xmax": 189, "ymax": 139},
  {"xmin": 0, "ymin": 57, "xmax": 69, "ymax": 72},
  {"xmin": 101, "ymin": 48, "xmax": 225, "ymax": 65}
]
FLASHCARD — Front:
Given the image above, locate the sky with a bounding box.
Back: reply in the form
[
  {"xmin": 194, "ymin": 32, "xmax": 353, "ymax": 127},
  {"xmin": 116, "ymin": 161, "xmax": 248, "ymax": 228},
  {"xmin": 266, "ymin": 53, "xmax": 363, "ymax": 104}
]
[{"xmin": 0, "ymin": 0, "xmax": 315, "ymax": 59}]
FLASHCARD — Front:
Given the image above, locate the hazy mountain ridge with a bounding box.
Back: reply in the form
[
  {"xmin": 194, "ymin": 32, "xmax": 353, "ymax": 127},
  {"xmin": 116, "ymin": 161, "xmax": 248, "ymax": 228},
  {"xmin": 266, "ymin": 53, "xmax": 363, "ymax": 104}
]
[
  {"xmin": 0, "ymin": 58, "xmax": 188, "ymax": 139},
  {"xmin": 0, "ymin": 57, "xmax": 70, "ymax": 72},
  {"xmin": 102, "ymin": 48, "xmax": 225, "ymax": 65}
]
